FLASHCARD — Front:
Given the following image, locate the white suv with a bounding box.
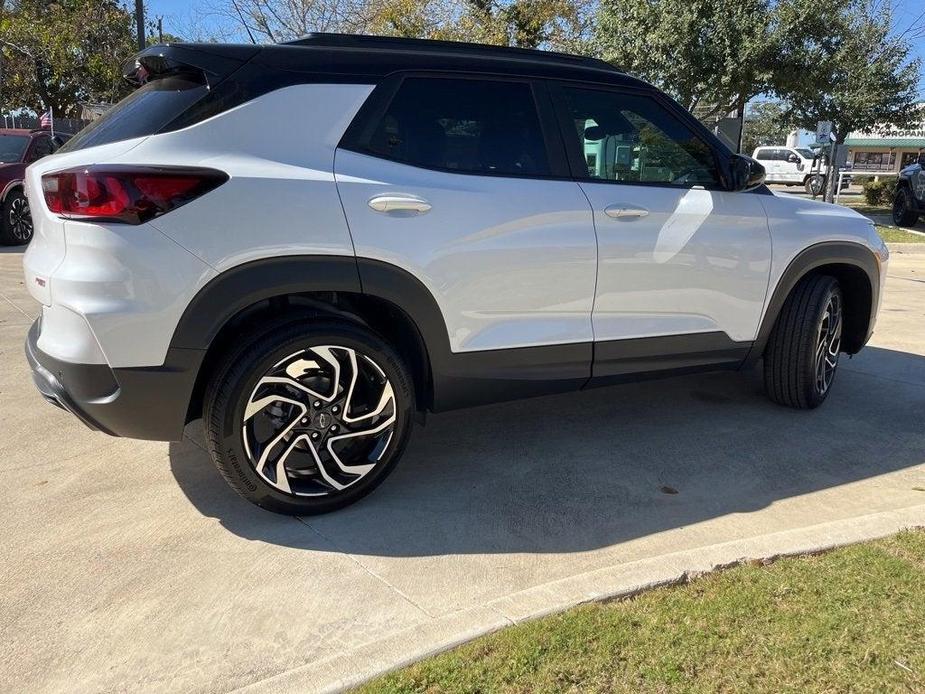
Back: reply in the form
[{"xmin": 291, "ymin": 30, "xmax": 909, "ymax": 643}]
[{"xmin": 24, "ymin": 35, "xmax": 888, "ymax": 514}]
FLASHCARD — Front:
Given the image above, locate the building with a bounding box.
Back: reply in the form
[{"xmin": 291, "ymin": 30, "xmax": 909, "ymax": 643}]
[
  {"xmin": 844, "ymin": 107, "xmax": 925, "ymax": 173},
  {"xmin": 786, "ymin": 128, "xmax": 815, "ymax": 148}
]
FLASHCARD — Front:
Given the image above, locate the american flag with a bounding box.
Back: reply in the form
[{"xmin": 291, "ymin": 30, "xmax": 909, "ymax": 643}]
[{"xmin": 39, "ymin": 109, "xmax": 52, "ymax": 129}]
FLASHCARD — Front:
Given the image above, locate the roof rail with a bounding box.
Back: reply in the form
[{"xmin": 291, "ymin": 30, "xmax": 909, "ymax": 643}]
[{"xmin": 282, "ymin": 32, "xmax": 617, "ymax": 72}]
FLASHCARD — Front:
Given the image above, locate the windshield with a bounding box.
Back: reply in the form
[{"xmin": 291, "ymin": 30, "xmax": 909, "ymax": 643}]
[
  {"xmin": 59, "ymin": 73, "xmax": 209, "ymax": 153},
  {"xmin": 0, "ymin": 134, "xmax": 29, "ymax": 163},
  {"xmin": 795, "ymin": 148, "xmax": 815, "ymax": 159}
]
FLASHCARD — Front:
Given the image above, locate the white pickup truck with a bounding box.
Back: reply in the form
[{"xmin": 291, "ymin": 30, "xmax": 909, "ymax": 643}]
[{"xmin": 752, "ymin": 146, "xmax": 821, "ymax": 193}]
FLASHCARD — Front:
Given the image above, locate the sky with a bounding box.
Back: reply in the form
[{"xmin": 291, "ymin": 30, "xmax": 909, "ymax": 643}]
[{"xmin": 144, "ymin": 0, "xmax": 925, "ymax": 94}]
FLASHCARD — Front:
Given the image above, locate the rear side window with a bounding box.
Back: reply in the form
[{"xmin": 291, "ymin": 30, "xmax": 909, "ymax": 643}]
[
  {"xmin": 755, "ymin": 148, "xmax": 772, "ymax": 161},
  {"xmin": 363, "ymin": 77, "xmax": 550, "ymax": 177},
  {"xmin": 59, "ymin": 74, "xmax": 208, "ymax": 153},
  {"xmin": 27, "ymin": 136, "xmax": 54, "ymax": 162}
]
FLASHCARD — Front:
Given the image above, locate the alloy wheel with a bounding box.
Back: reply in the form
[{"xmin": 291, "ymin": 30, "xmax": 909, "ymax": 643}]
[
  {"xmin": 814, "ymin": 294, "xmax": 842, "ymax": 395},
  {"xmin": 8, "ymin": 195, "xmax": 32, "ymax": 242},
  {"xmin": 241, "ymin": 345, "xmax": 397, "ymax": 496}
]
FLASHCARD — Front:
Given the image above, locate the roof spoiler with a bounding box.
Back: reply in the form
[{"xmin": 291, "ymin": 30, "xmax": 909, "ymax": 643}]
[{"xmin": 122, "ymin": 43, "xmax": 259, "ymax": 87}]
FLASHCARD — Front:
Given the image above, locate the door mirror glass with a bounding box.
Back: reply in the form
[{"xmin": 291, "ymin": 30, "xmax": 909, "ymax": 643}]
[
  {"xmin": 728, "ymin": 154, "xmax": 765, "ymax": 191},
  {"xmin": 786, "ymin": 152, "xmax": 799, "ymax": 163}
]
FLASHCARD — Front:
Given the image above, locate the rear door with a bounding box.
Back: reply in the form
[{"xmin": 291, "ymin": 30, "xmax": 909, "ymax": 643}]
[{"xmin": 334, "ymin": 74, "xmax": 598, "ymax": 355}]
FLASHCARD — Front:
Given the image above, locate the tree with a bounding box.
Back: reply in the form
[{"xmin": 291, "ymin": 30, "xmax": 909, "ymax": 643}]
[
  {"xmin": 208, "ymin": 0, "xmax": 593, "ymax": 50},
  {"xmin": 773, "ymin": 0, "xmax": 920, "ymax": 146},
  {"xmin": 741, "ymin": 101, "xmax": 795, "ymax": 155},
  {"xmin": 773, "ymin": 0, "xmax": 920, "ymax": 200},
  {"xmin": 594, "ymin": 0, "xmax": 777, "ymax": 120},
  {"xmin": 0, "ymin": 0, "xmax": 137, "ymax": 116}
]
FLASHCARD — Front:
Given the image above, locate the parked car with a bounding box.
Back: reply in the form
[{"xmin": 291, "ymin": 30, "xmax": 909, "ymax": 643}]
[
  {"xmin": 24, "ymin": 35, "xmax": 888, "ymax": 514},
  {"xmin": 0, "ymin": 128, "xmax": 69, "ymax": 244},
  {"xmin": 892, "ymin": 155, "xmax": 925, "ymax": 227},
  {"xmin": 752, "ymin": 145, "xmax": 820, "ymax": 193}
]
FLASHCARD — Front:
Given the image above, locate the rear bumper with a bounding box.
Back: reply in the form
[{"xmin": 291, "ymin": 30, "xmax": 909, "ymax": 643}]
[{"xmin": 25, "ymin": 319, "xmax": 204, "ymax": 441}]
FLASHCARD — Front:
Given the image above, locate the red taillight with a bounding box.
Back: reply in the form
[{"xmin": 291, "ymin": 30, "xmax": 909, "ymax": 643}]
[{"xmin": 41, "ymin": 166, "xmax": 228, "ymax": 224}]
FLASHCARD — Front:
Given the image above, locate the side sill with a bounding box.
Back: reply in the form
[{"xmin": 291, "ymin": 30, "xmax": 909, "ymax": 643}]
[{"xmin": 592, "ymin": 331, "xmax": 751, "ymax": 380}]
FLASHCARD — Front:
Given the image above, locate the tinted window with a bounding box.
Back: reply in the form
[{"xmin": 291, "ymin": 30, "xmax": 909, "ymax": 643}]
[
  {"xmin": 365, "ymin": 78, "xmax": 550, "ymax": 176},
  {"xmin": 27, "ymin": 136, "xmax": 54, "ymax": 161},
  {"xmin": 0, "ymin": 134, "xmax": 29, "ymax": 163},
  {"xmin": 559, "ymin": 88, "xmax": 720, "ymax": 187},
  {"xmin": 755, "ymin": 148, "xmax": 773, "ymax": 161},
  {"xmin": 59, "ymin": 74, "xmax": 208, "ymax": 153}
]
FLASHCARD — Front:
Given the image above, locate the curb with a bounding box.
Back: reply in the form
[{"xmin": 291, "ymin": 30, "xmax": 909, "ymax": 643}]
[
  {"xmin": 236, "ymin": 504, "xmax": 925, "ymax": 694},
  {"xmin": 887, "ymin": 242, "xmax": 925, "ymax": 254}
]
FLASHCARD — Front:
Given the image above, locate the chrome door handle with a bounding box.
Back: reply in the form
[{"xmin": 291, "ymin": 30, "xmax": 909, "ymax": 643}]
[
  {"xmin": 604, "ymin": 205, "xmax": 649, "ymax": 219},
  {"xmin": 368, "ymin": 195, "xmax": 432, "ymax": 214}
]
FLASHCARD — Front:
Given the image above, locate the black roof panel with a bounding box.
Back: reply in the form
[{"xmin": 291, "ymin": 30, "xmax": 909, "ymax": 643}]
[{"xmin": 149, "ymin": 33, "xmax": 646, "ymax": 88}]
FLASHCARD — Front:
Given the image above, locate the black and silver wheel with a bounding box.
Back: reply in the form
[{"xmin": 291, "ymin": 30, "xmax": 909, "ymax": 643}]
[
  {"xmin": 764, "ymin": 275, "xmax": 843, "ymax": 409},
  {"xmin": 204, "ymin": 320, "xmax": 414, "ymax": 514},
  {"xmin": 804, "ymin": 174, "xmax": 826, "ymax": 196},
  {"xmin": 892, "ymin": 186, "xmax": 919, "ymax": 227},
  {"xmin": 0, "ymin": 188, "xmax": 33, "ymax": 245}
]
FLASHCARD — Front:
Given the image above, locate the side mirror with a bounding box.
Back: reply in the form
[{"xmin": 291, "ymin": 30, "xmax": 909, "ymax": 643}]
[
  {"xmin": 787, "ymin": 153, "xmax": 799, "ymax": 163},
  {"xmin": 727, "ymin": 154, "xmax": 766, "ymax": 192}
]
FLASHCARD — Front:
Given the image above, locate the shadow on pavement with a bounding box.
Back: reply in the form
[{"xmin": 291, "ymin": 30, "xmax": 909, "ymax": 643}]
[{"xmin": 169, "ymin": 346, "xmax": 925, "ymax": 556}]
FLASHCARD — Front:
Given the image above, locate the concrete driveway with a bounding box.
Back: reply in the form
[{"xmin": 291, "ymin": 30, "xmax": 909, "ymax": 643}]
[{"xmin": 2, "ymin": 245, "xmax": 924, "ymax": 693}]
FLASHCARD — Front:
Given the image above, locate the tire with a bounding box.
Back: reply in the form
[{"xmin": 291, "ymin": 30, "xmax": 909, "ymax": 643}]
[
  {"xmin": 804, "ymin": 174, "xmax": 825, "ymax": 196},
  {"xmin": 0, "ymin": 188, "xmax": 33, "ymax": 245},
  {"xmin": 892, "ymin": 186, "xmax": 919, "ymax": 227},
  {"xmin": 763, "ymin": 275, "xmax": 843, "ymax": 410},
  {"xmin": 203, "ymin": 319, "xmax": 415, "ymax": 515}
]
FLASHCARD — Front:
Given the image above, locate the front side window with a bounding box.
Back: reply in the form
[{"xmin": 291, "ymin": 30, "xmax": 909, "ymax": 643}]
[
  {"xmin": 365, "ymin": 77, "xmax": 550, "ymax": 177},
  {"xmin": 559, "ymin": 87, "xmax": 720, "ymax": 188}
]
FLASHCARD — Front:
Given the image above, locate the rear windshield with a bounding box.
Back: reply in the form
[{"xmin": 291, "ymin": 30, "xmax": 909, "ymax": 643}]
[
  {"xmin": 0, "ymin": 134, "xmax": 29, "ymax": 163},
  {"xmin": 59, "ymin": 74, "xmax": 208, "ymax": 153}
]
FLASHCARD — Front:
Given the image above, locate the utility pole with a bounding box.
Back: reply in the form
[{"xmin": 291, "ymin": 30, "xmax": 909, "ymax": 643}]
[
  {"xmin": 157, "ymin": 16, "xmax": 164, "ymax": 43},
  {"xmin": 135, "ymin": 0, "xmax": 145, "ymax": 51}
]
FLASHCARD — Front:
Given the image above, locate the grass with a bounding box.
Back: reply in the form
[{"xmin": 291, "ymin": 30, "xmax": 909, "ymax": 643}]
[
  {"xmin": 875, "ymin": 224, "xmax": 925, "ymax": 243},
  {"xmin": 361, "ymin": 531, "xmax": 925, "ymax": 693},
  {"xmin": 844, "ymin": 201, "xmax": 891, "ymax": 216}
]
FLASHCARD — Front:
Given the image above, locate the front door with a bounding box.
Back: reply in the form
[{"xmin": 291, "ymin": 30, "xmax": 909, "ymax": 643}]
[
  {"xmin": 335, "ymin": 75, "xmax": 598, "ymax": 355},
  {"xmin": 550, "ymin": 84, "xmax": 772, "ymax": 376}
]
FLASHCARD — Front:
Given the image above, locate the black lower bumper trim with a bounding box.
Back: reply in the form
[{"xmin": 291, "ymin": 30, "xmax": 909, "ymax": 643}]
[{"xmin": 25, "ymin": 320, "xmax": 204, "ymax": 441}]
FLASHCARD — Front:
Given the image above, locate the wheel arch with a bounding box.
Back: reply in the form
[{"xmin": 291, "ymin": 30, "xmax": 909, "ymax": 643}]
[
  {"xmin": 174, "ymin": 256, "xmax": 441, "ymax": 425},
  {"xmin": 0, "ymin": 179, "xmax": 23, "ymax": 203},
  {"xmin": 747, "ymin": 241, "xmax": 880, "ymax": 365}
]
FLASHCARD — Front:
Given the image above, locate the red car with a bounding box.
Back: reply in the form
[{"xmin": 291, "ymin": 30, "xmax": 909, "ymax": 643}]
[{"xmin": 0, "ymin": 128, "xmax": 70, "ymax": 245}]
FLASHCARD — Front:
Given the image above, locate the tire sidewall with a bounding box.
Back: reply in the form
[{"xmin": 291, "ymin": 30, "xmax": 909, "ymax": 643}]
[
  {"xmin": 208, "ymin": 322, "xmax": 414, "ymax": 514},
  {"xmin": 803, "ymin": 282, "xmax": 842, "ymax": 407},
  {"xmin": 1, "ymin": 189, "xmax": 32, "ymax": 246},
  {"xmin": 893, "ymin": 187, "xmax": 917, "ymax": 226}
]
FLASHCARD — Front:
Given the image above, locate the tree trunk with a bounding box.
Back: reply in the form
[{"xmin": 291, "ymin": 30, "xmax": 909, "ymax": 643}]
[
  {"xmin": 824, "ymin": 131, "xmax": 846, "ymax": 204},
  {"xmin": 734, "ymin": 93, "xmax": 747, "ymax": 154}
]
